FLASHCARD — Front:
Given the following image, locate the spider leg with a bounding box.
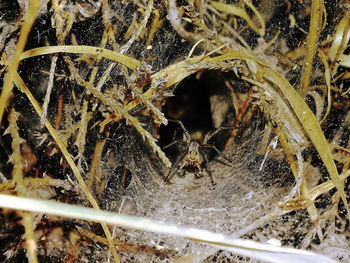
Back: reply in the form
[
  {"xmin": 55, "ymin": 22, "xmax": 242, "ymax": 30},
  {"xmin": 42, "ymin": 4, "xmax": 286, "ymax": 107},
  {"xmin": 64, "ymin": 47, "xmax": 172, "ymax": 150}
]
[
  {"xmin": 198, "ymin": 148, "xmax": 215, "ymax": 185},
  {"xmin": 179, "ymin": 168, "xmax": 187, "ymax": 177},
  {"xmin": 204, "ymin": 165, "xmax": 215, "ymax": 185},
  {"xmin": 194, "ymin": 170, "xmax": 203, "ymax": 179},
  {"xmin": 167, "ymin": 119, "xmax": 191, "ymax": 141},
  {"xmin": 164, "ymin": 150, "xmax": 187, "ymax": 183},
  {"xmin": 203, "ymin": 126, "xmax": 240, "ymax": 144},
  {"xmin": 193, "ymin": 159, "xmax": 203, "ymax": 179},
  {"xmin": 203, "ymin": 144, "xmax": 233, "ymax": 167},
  {"xmin": 198, "ymin": 147, "xmax": 209, "ymax": 163},
  {"xmin": 163, "ymin": 140, "xmax": 186, "ymax": 150}
]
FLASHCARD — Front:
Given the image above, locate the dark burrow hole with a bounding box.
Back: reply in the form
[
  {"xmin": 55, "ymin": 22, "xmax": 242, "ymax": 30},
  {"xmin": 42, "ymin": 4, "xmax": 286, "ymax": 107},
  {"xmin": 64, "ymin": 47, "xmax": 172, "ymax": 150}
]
[
  {"xmin": 158, "ymin": 70, "xmax": 235, "ymax": 162},
  {"xmin": 157, "ymin": 70, "xmax": 295, "ymax": 189}
]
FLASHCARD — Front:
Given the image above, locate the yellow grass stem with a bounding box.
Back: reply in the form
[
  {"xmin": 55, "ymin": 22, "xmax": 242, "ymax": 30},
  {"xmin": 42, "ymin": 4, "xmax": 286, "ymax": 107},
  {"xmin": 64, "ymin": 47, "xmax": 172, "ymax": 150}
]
[
  {"xmin": 8, "ymin": 110, "xmax": 38, "ymax": 263},
  {"xmin": 150, "ymin": 50, "xmax": 349, "ymax": 220},
  {"xmin": 12, "ymin": 71, "xmax": 121, "ymax": 263},
  {"xmin": 210, "ymin": 1, "xmax": 265, "ymax": 36},
  {"xmin": 299, "ymin": 0, "xmax": 324, "ymax": 96},
  {"xmin": 20, "ymin": 45, "xmax": 141, "ymax": 70},
  {"xmin": 0, "ymin": 0, "xmax": 40, "ymax": 124},
  {"xmin": 318, "ymin": 50, "xmax": 331, "ymax": 124}
]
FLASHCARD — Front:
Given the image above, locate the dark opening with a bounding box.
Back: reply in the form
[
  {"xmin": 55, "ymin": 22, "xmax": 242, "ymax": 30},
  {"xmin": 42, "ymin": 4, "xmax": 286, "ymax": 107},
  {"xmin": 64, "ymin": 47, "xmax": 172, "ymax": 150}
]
[{"xmin": 158, "ymin": 71, "xmax": 234, "ymax": 161}]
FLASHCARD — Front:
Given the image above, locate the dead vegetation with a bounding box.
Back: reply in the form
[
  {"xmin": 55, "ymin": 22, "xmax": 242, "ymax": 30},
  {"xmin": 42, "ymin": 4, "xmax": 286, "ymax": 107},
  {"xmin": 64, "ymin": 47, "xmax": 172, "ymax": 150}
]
[{"xmin": 0, "ymin": 0, "xmax": 349, "ymax": 262}]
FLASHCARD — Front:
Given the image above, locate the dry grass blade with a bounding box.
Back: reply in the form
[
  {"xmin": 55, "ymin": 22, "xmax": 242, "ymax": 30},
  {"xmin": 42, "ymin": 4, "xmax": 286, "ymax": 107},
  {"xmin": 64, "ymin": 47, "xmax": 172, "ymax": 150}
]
[
  {"xmin": 0, "ymin": 177, "xmax": 77, "ymax": 192},
  {"xmin": 167, "ymin": 0, "xmax": 204, "ymax": 42},
  {"xmin": 10, "ymin": 69, "xmax": 121, "ymax": 263},
  {"xmin": 66, "ymin": 61, "xmax": 171, "ymax": 168},
  {"xmin": 210, "ymin": 1, "xmax": 265, "ymax": 36},
  {"xmin": 328, "ymin": 13, "xmax": 350, "ymax": 64},
  {"xmin": 242, "ymin": 76, "xmax": 318, "ymax": 220},
  {"xmin": 151, "ymin": 50, "xmax": 349, "ymax": 221},
  {"xmin": 0, "ymin": 194, "xmax": 338, "ymax": 263},
  {"xmin": 40, "ymin": 55, "xmax": 58, "ymax": 125},
  {"xmin": 7, "ymin": 109, "xmax": 38, "ymax": 263},
  {"xmin": 146, "ymin": 9, "xmax": 163, "ymax": 47},
  {"xmin": 19, "ymin": 45, "xmax": 141, "ymax": 70},
  {"xmin": 299, "ymin": 0, "xmax": 324, "ymax": 96},
  {"xmin": 0, "ymin": 0, "xmax": 40, "ymax": 123},
  {"xmin": 119, "ymin": 0, "xmax": 154, "ymax": 54},
  {"xmin": 318, "ymin": 50, "xmax": 331, "ymax": 124},
  {"xmin": 1, "ymin": 1, "xmax": 349, "ymax": 261},
  {"xmin": 77, "ymin": 227, "xmax": 172, "ymax": 258},
  {"xmin": 251, "ymin": 57, "xmax": 350, "ymax": 221}
]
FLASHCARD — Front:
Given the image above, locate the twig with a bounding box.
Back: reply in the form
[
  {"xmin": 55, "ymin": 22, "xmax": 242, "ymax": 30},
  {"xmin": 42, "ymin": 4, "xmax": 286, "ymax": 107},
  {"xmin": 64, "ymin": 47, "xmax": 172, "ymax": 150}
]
[
  {"xmin": 7, "ymin": 109, "xmax": 38, "ymax": 263},
  {"xmin": 41, "ymin": 55, "xmax": 58, "ymax": 125},
  {"xmin": 0, "ymin": 0, "xmax": 40, "ymax": 123}
]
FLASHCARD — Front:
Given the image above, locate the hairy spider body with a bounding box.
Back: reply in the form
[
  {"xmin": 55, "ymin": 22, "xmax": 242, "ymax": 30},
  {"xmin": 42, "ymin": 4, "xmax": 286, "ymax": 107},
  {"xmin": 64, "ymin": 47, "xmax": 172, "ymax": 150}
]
[
  {"xmin": 164, "ymin": 120, "xmax": 234, "ymax": 185},
  {"xmin": 178, "ymin": 140, "xmax": 205, "ymax": 174}
]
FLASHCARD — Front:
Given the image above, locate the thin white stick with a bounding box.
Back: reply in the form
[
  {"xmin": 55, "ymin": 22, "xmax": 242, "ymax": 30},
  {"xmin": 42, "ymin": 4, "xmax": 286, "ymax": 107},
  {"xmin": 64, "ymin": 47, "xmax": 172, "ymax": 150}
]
[
  {"xmin": 0, "ymin": 194, "xmax": 336, "ymax": 263},
  {"xmin": 40, "ymin": 55, "xmax": 58, "ymax": 125}
]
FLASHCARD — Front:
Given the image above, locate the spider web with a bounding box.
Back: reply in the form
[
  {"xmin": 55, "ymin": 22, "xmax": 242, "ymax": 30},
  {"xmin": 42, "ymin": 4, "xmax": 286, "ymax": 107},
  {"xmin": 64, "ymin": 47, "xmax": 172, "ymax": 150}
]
[
  {"xmin": 2, "ymin": 1, "xmax": 349, "ymax": 262},
  {"xmin": 101, "ymin": 129, "xmax": 304, "ymax": 262}
]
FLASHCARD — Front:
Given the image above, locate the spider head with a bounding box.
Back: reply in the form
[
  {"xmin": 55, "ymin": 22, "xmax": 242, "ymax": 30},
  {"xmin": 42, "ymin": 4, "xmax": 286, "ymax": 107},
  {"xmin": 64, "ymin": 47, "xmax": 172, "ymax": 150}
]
[
  {"xmin": 188, "ymin": 150, "xmax": 198, "ymax": 161},
  {"xmin": 185, "ymin": 141, "xmax": 203, "ymax": 165}
]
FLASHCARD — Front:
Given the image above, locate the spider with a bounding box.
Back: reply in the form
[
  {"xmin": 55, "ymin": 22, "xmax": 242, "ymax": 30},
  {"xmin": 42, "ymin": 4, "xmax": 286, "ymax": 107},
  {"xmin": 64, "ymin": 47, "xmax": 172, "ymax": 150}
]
[{"xmin": 163, "ymin": 120, "xmax": 235, "ymax": 185}]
